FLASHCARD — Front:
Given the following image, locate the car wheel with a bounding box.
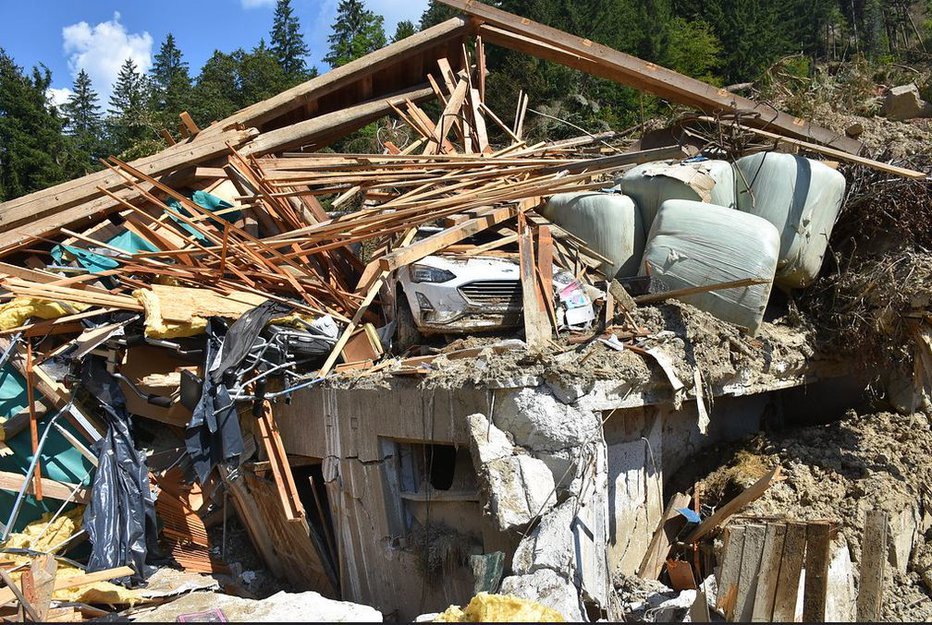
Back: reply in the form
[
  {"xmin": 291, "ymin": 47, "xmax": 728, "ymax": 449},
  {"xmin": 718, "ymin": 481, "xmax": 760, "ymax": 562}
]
[{"xmin": 394, "ymin": 292, "xmax": 423, "ymax": 354}]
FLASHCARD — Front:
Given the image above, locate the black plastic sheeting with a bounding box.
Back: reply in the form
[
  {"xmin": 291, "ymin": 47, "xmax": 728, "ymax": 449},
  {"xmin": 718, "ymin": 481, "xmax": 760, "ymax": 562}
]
[
  {"xmin": 186, "ymin": 301, "xmax": 291, "ymax": 483},
  {"xmin": 81, "ymin": 358, "xmax": 159, "ymax": 585}
]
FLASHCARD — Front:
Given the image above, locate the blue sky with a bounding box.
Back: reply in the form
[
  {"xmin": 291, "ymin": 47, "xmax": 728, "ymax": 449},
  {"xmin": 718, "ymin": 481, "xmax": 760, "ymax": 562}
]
[{"xmin": 0, "ymin": 0, "xmax": 430, "ymax": 106}]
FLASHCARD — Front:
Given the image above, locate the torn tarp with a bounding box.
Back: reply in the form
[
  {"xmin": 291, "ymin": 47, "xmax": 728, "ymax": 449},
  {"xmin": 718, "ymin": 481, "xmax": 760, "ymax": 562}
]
[
  {"xmin": 186, "ymin": 301, "xmax": 291, "ymax": 483},
  {"xmin": 81, "ymin": 357, "xmax": 159, "ymax": 585}
]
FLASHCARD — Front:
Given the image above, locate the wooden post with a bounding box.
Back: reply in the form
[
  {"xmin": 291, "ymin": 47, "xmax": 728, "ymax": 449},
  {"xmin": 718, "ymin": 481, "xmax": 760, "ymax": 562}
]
[
  {"xmin": 802, "ymin": 521, "xmax": 833, "ymax": 622},
  {"xmin": 517, "ymin": 212, "xmax": 550, "ymax": 353},
  {"xmin": 856, "ymin": 510, "xmax": 888, "ymax": 622}
]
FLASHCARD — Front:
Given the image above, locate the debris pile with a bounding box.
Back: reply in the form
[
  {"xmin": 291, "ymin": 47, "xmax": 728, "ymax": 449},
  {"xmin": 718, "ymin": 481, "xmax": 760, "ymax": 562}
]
[{"xmin": 0, "ymin": 0, "xmax": 928, "ymax": 622}]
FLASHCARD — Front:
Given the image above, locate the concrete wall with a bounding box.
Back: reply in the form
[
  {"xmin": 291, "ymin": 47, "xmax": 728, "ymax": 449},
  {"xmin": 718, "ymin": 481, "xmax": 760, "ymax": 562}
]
[{"xmin": 273, "ymin": 367, "xmax": 857, "ymax": 620}]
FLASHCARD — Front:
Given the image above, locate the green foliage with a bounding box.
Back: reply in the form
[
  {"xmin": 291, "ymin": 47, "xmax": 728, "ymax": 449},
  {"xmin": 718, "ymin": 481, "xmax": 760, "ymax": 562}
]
[
  {"xmin": 240, "ymin": 40, "xmax": 291, "ymax": 104},
  {"xmin": 149, "ymin": 33, "xmax": 192, "ymax": 130},
  {"xmin": 271, "ymin": 0, "xmax": 313, "ymax": 81},
  {"xmin": 392, "ymin": 20, "xmax": 417, "ymax": 42},
  {"xmin": 663, "ymin": 17, "xmax": 722, "ymax": 83},
  {"xmin": 0, "ymin": 50, "xmax": 80, "ymax": 200},
  {"xmin": 419, "ymin": 1, "xmax": 460, "ymax": 30},
  {"xmin": 324, "ymin": 0, "xmax": 387, "ymax": 68},
  {"xmin": 108, "ymin": 58, "xmax": 156, "ymax": 155},
  {"xmin": 62, "ymin": 69, "xmax": 105, "ymax": 169},
  {"xmin": 190, "ymin": 50, "xmax": 241, "ymax": 126}
]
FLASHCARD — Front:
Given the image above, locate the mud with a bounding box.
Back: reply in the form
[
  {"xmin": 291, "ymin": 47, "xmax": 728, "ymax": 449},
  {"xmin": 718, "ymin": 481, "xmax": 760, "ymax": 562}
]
[{"xmin": 683, "ymin": 409, "xmax": 932, "ymax": 621}]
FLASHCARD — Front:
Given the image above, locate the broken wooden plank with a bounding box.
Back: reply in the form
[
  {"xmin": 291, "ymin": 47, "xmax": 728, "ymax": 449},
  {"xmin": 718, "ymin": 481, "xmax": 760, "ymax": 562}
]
[
  {"xmin": 717, "ymin": 525, "xmax": 745, "ymax": 620},
  {"xmin": 22, "ymin": 555, "xmax": 56, "ymax": 622},
  {"xmin": 638, "ymin": 491, "xmax": 691, "ymax": 580},
  {"xmin": 0, "ymin": 471, "xmax": 89, "ymax": 504},
  {"xmin": 802, "ymin": 521, "xmax": 833, "ymax": 622},
  {"xmin": 686, "ymin": 466, "xmax": 781, "ymax": 543},
  {"xmin": 735, "ymin": 523, "xmax": 766, "ymax": 622},
  {"xmin": 447, "ymin": 1, "xmax": 862, "ymax": 153},
  {"xmin": 634, "ymin": 278, "xmax": 769, "ymax": 305},
  {"xmin": 0, "ymin": 566, "xmax": 39, "ymax": 621},
  {"xmin": 378, "ymin": 205, "xmax": 518, "ymax": 272},
  {"xmin": 856, "ymin": 510, "xmax": 888, "ymax": 622},
  {"xmin": 518, "ymin": 212, "xmax": 550, "ymax": 353},
  {"xmin": 241, "ymin": 86, "xmax": 435, "ymax": 156},
  {"xmin": 696, "ymin": 116, "xmax": 927, "ymax": 180},
  {"xmin": 772, "ymin": 521, "xmax": 808, "ymax": 622},
  {"xmin": 751, "ymin": 522, "xmax": 787, "ymax": 622},
  {"xmin": 256, "ymin": 400, "xmax": 305, "ymax": 522}
]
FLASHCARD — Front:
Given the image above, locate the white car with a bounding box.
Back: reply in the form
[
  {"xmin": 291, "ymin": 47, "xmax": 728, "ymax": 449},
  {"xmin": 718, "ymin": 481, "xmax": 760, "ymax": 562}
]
[{"xmin": 391, "ymin": 254, "xmax": 525, "ymax": 348}]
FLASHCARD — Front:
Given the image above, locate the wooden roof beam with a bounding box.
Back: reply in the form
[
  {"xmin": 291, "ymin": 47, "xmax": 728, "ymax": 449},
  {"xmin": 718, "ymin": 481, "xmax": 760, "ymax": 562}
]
[{"xmin": 441, "ymin": 0, "xmax": 862, "ymax": 155}]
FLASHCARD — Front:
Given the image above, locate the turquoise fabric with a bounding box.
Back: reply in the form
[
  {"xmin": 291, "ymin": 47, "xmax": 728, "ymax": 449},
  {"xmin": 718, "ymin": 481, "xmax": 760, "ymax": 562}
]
[
  {"xmin": 166, "ymin": 190, "xmax": 240, "ymax": 242},
  {"xmin": 0, "ymin": 365, "xmax": 94, "ymax": 531},
  {"xmin": 50, "ymin": 244, "xmax": 120, "ymax": 274},
  {"xmin": 50, "ymin": 228, "xmax": 158, "ymax": 274},
  {"xmin": 107, "ymin": 230, "xmax": 158, "ymax": 254}
]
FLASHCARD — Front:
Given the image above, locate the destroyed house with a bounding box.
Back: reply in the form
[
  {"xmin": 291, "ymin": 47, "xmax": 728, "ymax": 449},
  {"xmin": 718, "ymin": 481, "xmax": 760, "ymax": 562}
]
[{"xmin": 0, "ymin": 0, "xmax": 928, "ymax": 622}]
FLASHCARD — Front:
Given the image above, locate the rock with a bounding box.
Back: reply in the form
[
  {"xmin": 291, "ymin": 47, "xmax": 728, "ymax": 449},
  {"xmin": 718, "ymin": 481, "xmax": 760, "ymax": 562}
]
[
  {"xmin": 499, "ymin": 569, "xmax": 584, "ymax": 622},
  {"xmin": 495, "ymin": 386, "xmax": 599, "ymax": 454},
  {"xmin": 467, "ymin": 412, "xmax": 557, "ymax": 531},
  {"xmin": 512, "ymin": 497, "xmax": 577, "ymax": 577},
  {"xmin": 884, "ymin": 84, "xmax": 932, "ymax": 122},
  {"xmin": 466, "ymin": 413, "xmax": 513, "ymax": 465},
  {"xmin": 132, "ymin": 590, "xmax": 383, "ymax": 622},
  {"xmin": 483, "ymin": 454, "xmax": 557, "ymax": 531},
  {"xmin": 888, "ymin": 504, "xmax": 920, "ymax": 575},
  {"xmin": 922, "ymin": 568, "xmax": 932, "ymax": 593}
]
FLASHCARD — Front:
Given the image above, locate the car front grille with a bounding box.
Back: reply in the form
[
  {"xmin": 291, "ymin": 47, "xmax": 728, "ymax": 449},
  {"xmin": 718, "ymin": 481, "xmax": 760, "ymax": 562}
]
[{"xmin": 458, "ymin": 280, "xmax": 522, "ymax": 305}]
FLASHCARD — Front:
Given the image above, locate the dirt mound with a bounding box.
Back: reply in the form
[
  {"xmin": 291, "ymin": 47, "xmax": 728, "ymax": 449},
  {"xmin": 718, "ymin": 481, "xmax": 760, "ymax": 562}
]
[{"xmin": 686, "ymin": 410, "xmax": 932, "ymax": 621}]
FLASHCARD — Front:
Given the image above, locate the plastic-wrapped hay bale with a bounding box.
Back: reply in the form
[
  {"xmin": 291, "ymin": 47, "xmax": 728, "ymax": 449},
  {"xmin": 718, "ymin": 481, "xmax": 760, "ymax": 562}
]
[
  {"xmin": 735, "ymin": 152, "xmax": 846, "ymax": 288},
  {"xmin": 540, "ymin": 191, "xmax": 644, "ymax": 278},
  {"xmin": 617, "ymin": 158, "xmax": 737, "ymax": 228},
  {"xmin": 641, "ymin": 200, "xmax": 780, "ymax": 334}
]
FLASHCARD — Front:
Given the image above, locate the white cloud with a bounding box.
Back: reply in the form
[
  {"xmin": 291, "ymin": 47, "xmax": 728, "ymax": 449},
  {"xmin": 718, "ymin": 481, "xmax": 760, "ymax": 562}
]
[
  {"xmin": 241, "ymin": 0, "xmax": 276, "ymax": 8},
  {"xmin": 46, "ymin": 87, "xmax": 73, "ymax": 109},
  {"xmin": 61, "ymin": 12, "xmax": 153, "ymax": 105}
]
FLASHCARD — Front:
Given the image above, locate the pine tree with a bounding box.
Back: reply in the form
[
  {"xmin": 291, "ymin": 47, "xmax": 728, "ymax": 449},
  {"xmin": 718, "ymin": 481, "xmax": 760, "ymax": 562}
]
[
  {"xmin": 190, "ymin": 50, "xmax": 243, "ymax": 126},
  {"xmin": 419, "ymin": 1, "xmax": 459, "ymax": 30},
  {"xmin": 149, "ymin": 33, "xmax": 192, "ymax": 128},
  {"xmin": 270, "ymin": 0, "xmax": 313, "ymax": 81},
  {"xmin": 324, "ymin": 0, "xmax": 387, "ymax": 68},
  {"xmin": 0, "ymin": 50, "xmax": 77, "ymax": 200},
  {"xmin": 392, "ymin": 20, "xmax": 417, "ymax": 42},
  {"xmin": 62, "ymin": 69, "xmax": 104, "ymax": 166},
  {"xmin": 108, "ymin": 57, "xmax": 154, "ymax": 155},
  {"xmin": 239, "ymin": 40, "xmax": 290, "ymax": 105}
]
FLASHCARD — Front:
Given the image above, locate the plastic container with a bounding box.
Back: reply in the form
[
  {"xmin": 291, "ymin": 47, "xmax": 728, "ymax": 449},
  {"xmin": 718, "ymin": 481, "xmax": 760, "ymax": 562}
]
[
  {"xmin": 617, "ymin": 159, "xmax": 737, "ymax": 229},
  {"xmin": 540, "ymin": 191, "xmax": 644, "ymax": 278},
  {"xmin": 734, "ymin": 152, "xmax": 846, "ymax": 288},
  {"xmin": 640, "ymin": 199, "xmax": 780, "ymax": 334}
]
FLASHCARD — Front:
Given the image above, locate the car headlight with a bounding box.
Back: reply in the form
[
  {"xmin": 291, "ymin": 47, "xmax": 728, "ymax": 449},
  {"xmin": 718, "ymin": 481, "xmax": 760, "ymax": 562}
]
[{"xmin": 409, "ymin": 264, "xmax": 455, "ymax": 283}]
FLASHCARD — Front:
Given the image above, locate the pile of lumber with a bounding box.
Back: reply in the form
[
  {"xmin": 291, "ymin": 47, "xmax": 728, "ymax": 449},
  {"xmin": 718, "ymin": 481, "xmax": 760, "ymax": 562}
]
[{"xmin": 0, "ymin": 0, "xmax": 923, "ymax": 613}]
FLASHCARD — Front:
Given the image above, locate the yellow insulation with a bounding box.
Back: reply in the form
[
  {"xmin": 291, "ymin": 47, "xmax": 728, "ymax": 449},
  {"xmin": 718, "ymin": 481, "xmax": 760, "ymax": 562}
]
[{"xmin": 434, "ymin": 592, "xmax": 565, "ymax": 622}]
